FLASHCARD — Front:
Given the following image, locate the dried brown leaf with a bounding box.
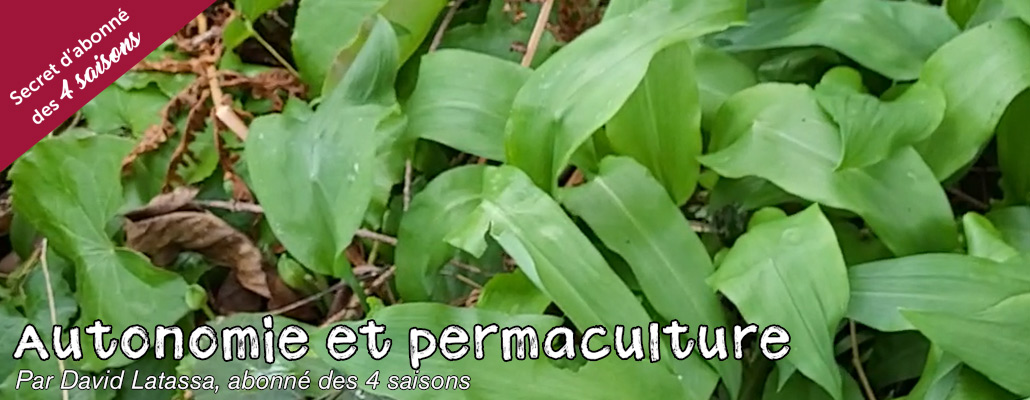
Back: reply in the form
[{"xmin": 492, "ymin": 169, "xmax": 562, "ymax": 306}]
[
  {"xmin": 125, "ymin": 211, "xmax": 272, "ymax": 298},
  {"xmin": 214, "ymin": 272, "xmax": 264, "ymax": 314},
  {"xmin": 124, "ymin": 187, "xmax": 200, "ymax": 220}
]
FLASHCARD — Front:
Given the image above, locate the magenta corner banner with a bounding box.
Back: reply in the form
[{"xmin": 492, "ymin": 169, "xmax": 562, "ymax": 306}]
[{"xmin": 0, "ymin": 0, "xmax": 215, "ymax": 170}]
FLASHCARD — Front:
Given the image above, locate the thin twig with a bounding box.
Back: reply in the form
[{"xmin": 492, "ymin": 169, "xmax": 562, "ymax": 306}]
[
  {"xmin": 193, "ymin": 199, "xmax": 264, "ymax": 213},
  {"xmin": 429, "ymin": 0, "xmax": 465, "ymax": 52},
  {"xmin": 850, "ymin": 320, "xmax": 877, "ymax": 400},
  {"xmin": 246, "ymin": 19, "xmax": 301, "ymax": 78},
  {"xmin": 946, "ymin": 187, "xmax": 989, "ymax": 211},
  {"xmin": 449, "ymin": 259, "xmax": 483, "ymax": 274},
  {"xmin": 269, "ymin": 280, "xmax": 347, "ymax": 316},
  {"xmin": 356, "ymin": 229, "xmax": 398, "ymax": 246},
  {"xmin": 403, "ymin": 159, "xmax": 413, "ymax": 212},
  {"xmin": 216, "ymin": 105, "xmax": 249, "ymax": 140},
  {"xmin": 450, "ymin": 272, "xmax": 482, "ymax": 289},
  {"xmin": 521, "ymin": 0, "xmax": 555, "ymax": 67},
  {"xmin": 369, "ymin": 266, "xmax": 396, "ymax": 292},
  {"xmin": 40, "ymin": 240, "xmax": 70, "ymax": 400}
]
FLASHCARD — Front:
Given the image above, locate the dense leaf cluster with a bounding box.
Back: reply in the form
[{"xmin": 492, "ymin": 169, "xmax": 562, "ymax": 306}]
[{"xmin": 3, "ymin": 0, "xmax": 1030, "ymax": 399}]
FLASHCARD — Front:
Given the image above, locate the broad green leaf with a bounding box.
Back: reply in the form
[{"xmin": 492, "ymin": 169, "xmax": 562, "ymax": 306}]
[
  {"xmin": 709, "ymin": 205, "xmax": 848, "ymax": 399},
  {"xmin": 321, "ymin": 0, "xmax": 448, "ymax": 94},
  {"xmin": 10, "ymin": 135, "xmax": 189, "ymax": 369},
  {"xmin": 915, "ymin": 18, "xmax": 1030, "ymax": 180},
  {"xmin": 221, "ymin": 15, "xmax": 251, "ymax": 50},
  {"xmin": 380, "ymin": 0, "xmax": 448, "ymax": 62},
  {"xmin": 83, "ymin": 85, "xmax": 168, "ymax": 136},
  {"xmin": 848, "ymin": 254, "xmax": 1030, "ymax": 332},
  {"xmin": 236, "ymin": 0, "xmax": 283, "ymax": 20},
  {"xmin": 965, "ymin": 0, "xmax": 1017, "ymax": 28},
  {"xmin": 947, "ymin": 368, "xmax": 1022, "ymax": 400},
  {"xmin": 505, "ymin": 0, "xmax": 746, "ymax": 193},
  {"xmin": 476, "ymin": 270, "xmax": 551, "ymax": 315},
  {"xmin": 699, "ymin": 83, "xmax": 958, "ymax": 256},
  {"xmin": 440, "ymin": 0, "xmax": 558, "ymax": 67},
  {"xmin": 605, "ymin": 42, "xmax": 702, "ymax": 204},
  {"xmin": 962, "ymin": 213, "xmax": 1020, "ymax": 262},
  {"xmin": 903, "ymin": 293, "xmax": 1030, "ymax": 396},
  {"xmin": 478, "ymin": 166, "xmax": 718, "ymax": 399},
  {"xmin": 763, "ymin": 368, "xmax": 863, "ymax": 400},
  {"xmin": 907, "ymin": 345, "xmax": 962, "ymax": 400},
  {"xmin": 249, "ymin": 17, "xmax": 398, "ymax": 280},
  {"xmin": 815, "ymin": 76, "xmax": 946, "ymax": 170},
  {"xmin": 947, "ymin": 0, "xmax": 983, "ymax": 27},
  {"xmin": 717, "ymin": 0, "xmax": 958, "ymax": 81},
  {"xmin": 603, "ymin": 0, "xmax": 707, "ymax": 204},
  {"xmin": 997, "ymin": 90, "xmax": 1030, "ymax": 205},
  {"xmin": 406, "ymin": 50, "xmax": 530, "ymax": 161},
  {"xmin": 396, "ymin": 166, "xmax": 488, "ymax": 301},
  {"xmin": 306, "ymin": 303, "xmax": 688, "ymax": 399},
  {"xmin": 292, "ymin": 0, "xmax": 387, "ymax": 90},
  {"xmin": 561, "ymin": 156, "xmax": 740, "ymax": 394},
  {"xmin": 11, "ymin": 135, "xmax": 128, "ymax": 253},
  {"xmin": 987, "ymin": 207, "xmax": 1030, "ymax": 254},
  {"xmin": 1003, "ymin": 0, "xmax": 1030, "ymax": 24},
  {"xmin": 694, "ymin": 43, "xmax": 757, "ymax": 129}
]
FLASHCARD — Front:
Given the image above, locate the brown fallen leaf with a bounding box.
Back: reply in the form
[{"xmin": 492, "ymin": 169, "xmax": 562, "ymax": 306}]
[
  {"xmin": 125, "ymin": 210, "xmax": 272, "ymax": 299},
  {"xmin": 214, "ymin": 272, "xmax": 264, "ymax": 315},
  {"xmin": 124, "ymin": 187, "xmax": 200, "ymax": 220}
]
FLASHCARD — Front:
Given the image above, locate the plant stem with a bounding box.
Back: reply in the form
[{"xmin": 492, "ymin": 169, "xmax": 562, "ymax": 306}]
[{"xmin": 248, "ymin": 22, "xmax": 301, "ymax": 78}]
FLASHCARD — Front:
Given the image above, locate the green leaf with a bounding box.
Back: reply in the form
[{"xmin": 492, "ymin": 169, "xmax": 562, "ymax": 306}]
[
  {"xmin": 907, "ymin": 345, "xmax": 962, "ymax": 400},
  {"xmin": 947, "ymin": 0, "xmax": 983, "ymax": 27},
  {"xmin": 82, "ymin": 85, "xmax": 168, "ymax": 136},
  {"xmin": 561, "ymin": 156, "xmax": 740, "ymax": 394},
  {"xmin": 475, "ymin": 270, "xmax": 551, "ymax": 315},
  {"xmin": 406, "ymin": 50, "xmax": 530, "ymax": 161},
  {"xmin": 236, "ymin": 0, "xmax": 283, "ymax": 20},
  {"xmin": 700, "ymin": 83, "xmax": 958, "ymax": 256},
  {"xmin": 380, "ymin": 0, "xmax": 448, "ymax": 62},
  {"xmin": 903, "ymin": 293, "xmax": 1030, "ymax": 397},
  {"xmin": 814, "ymin": 76, "xmax": 946, "ymax": 170},
  {"xmin": 1003, "ymin": 0, "xmax": 1030, "ymax": 24},
  {"xmin": 962, "ymin": 213, "xmax": 1020, "ymax": 262},
  {"xmin": 478, "ymin": 166, "xmax": 717, "ymax": 398},
  {"xmin": 848, "ymin": 254, "xmax": 1030, "ymax": 332},
  {"xmin": 709, "ymin": 205, "xmax": 848, "ymax": 400},
  {"xmin": 915, "ymin": 18, "xmax": 1030, "ymax": 180},
  {"xmin": 222, "ymin": 15, "xmax": 252, "ymax": 50},
  {"xmin": 763, "ymin": 367, "xmax": 864, "ymax": 400},
  {"xmin": 997, "ymin": 90, "xmax": 1030, "ymax": 205},
  {"xmin": 248, "ymin": 17, "xmax": 399, "ymax": 279},
  {"xmin": 9, "ymin": 135, "xmax": 189, "ymax": 369},
  {"xmin": 292, "ymin": 0, "xmax": 388, "ymax": 90},
  {"xmin": 864, "ymin": 332, "xmax": 930, "ymax": 389},
  {"xmin": 717, "ymin": 0, "xmax": 958, "ymax": 81},
  {"xmin": 505, "ymin": 0, "xmax": 746, "ymax": 193},
  {"xmin": 694, "ymin": 43, "xmax": 756, "ymax": 129},
  {"xmin": 987, "ymin": 206, "xmax": 1030, "ymax": 254},
  {"xmin": 396, "ymin": 165, "xmax": 488, "ymax": 302},
  {"xmin": 947, "ymin": 368, "xmax": 1022, "ymax": 400},
  {"xmin": 605, "ymin": 42, "xmax": 702, "ymax": 204}
]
